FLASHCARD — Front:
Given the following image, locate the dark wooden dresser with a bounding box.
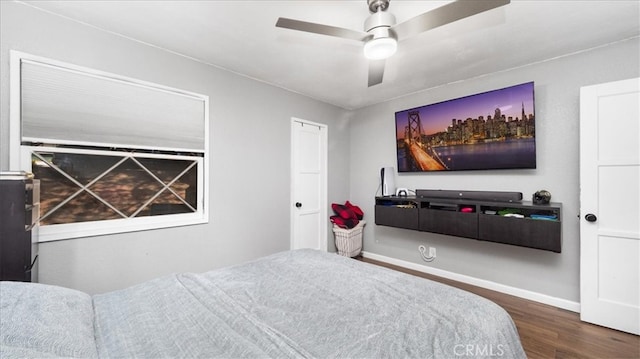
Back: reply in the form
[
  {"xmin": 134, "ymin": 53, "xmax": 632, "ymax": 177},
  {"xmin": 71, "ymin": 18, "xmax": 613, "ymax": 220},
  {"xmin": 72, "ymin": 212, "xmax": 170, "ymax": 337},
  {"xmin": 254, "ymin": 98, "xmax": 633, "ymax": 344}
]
[{"xmin": 0, "ymin": 171, "xmax": 39, "ymax": 282}]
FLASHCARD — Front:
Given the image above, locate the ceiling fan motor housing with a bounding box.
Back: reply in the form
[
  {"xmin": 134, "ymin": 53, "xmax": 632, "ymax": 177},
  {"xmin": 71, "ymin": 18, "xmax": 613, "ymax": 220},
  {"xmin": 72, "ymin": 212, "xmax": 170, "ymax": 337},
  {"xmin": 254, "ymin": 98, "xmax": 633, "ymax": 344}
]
[
  {"xmin": 364, "ymin": 11, "xmax": 396, "ymax": 35},
  {"xmin": 368, "ymin": 0, "xmax": 390, "ymax": 13}
]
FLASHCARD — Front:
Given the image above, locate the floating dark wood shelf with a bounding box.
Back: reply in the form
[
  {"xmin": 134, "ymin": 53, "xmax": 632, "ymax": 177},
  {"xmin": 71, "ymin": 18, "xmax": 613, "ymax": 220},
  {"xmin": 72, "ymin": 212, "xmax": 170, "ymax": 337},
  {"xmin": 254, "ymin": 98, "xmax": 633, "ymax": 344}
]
[{"xmin": 375, "ymin": 195, "xmax": 562, "ymax": 252}]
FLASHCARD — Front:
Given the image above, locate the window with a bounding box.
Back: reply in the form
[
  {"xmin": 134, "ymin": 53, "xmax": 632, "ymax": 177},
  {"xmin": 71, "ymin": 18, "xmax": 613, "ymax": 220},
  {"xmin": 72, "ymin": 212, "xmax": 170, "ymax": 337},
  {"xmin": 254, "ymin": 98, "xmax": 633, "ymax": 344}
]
[{"xmin": 11, "ymin": 51, "xmax": 209, "ymax": 242}]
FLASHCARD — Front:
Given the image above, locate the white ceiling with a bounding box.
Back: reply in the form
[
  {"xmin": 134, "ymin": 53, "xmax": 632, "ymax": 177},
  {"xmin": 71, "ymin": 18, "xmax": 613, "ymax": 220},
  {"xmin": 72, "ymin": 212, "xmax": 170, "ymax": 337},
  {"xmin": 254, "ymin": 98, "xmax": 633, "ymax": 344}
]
[{"xmin": 17, "ymin": 0, "xmax": 640, "ymax": 110}]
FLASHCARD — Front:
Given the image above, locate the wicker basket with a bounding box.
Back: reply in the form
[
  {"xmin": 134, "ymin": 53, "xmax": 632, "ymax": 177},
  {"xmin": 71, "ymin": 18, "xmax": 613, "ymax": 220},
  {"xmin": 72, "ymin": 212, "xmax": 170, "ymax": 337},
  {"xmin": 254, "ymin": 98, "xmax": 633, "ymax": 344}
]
[{"xmin": 332, "ymin": 220, "xmax": 366, "ymax": 257}]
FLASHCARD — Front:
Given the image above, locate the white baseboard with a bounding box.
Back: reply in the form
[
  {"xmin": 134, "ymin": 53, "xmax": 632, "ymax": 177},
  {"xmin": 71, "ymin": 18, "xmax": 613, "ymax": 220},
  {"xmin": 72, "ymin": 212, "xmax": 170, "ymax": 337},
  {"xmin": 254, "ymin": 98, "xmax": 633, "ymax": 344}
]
[{"xmin": 361, "ymin": 251, "xmax": 581, "ymax": 313}]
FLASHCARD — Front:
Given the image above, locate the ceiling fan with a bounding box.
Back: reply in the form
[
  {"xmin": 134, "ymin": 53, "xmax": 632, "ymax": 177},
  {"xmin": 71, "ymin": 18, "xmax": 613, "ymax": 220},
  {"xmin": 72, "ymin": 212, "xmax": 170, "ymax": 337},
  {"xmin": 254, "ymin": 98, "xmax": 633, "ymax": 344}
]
[{"xmin": 276, "ymin": 0, "xmax": 510, "ymax": 87}]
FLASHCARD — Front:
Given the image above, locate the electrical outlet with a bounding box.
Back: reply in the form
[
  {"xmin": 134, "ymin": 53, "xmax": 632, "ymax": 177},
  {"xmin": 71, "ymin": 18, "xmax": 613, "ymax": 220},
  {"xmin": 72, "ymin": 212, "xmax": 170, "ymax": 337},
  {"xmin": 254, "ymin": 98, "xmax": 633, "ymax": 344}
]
[{"xmin": 418, "ymin": 245, "xmax": 435, "ymax": 262}]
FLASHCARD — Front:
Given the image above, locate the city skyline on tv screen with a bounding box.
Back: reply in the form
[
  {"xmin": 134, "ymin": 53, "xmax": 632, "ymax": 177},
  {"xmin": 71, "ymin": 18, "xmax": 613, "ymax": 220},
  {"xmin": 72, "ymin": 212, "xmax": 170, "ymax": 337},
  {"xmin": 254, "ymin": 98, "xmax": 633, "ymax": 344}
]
[{"xmin": 395, "ymin": 82, "xmax": 536, "ymax": 172}]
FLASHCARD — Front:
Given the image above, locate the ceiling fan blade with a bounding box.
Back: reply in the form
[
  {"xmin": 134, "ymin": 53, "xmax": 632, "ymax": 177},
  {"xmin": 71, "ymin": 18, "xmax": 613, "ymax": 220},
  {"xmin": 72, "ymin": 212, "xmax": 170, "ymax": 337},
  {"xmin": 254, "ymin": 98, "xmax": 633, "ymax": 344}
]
[
  {"xmin": 368, "ymin": 60, "xmax": 386, "ymax": 87},
  {"xmin": 392, "ymin": 0, "xmax": 510, "ymax": 41},
  {"xmin": 276, "ymin": 17, "xmax": 369, "ymax": 42}
]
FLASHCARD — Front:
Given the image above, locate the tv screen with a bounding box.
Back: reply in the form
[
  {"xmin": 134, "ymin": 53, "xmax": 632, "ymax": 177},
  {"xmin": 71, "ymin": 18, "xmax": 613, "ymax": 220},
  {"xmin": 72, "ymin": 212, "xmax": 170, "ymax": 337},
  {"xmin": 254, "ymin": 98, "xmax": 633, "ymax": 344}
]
[{"xmin": 395, "ymin": 82, "xmax": 535, "ymax": 172}]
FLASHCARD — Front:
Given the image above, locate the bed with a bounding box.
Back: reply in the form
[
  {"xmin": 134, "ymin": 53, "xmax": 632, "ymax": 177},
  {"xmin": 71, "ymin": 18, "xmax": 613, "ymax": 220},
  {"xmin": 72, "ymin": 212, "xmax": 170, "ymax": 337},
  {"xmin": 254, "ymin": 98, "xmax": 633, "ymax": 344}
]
[{"xmin": 0, "ymin": 249, "xmax": 526, "ymax": 358}]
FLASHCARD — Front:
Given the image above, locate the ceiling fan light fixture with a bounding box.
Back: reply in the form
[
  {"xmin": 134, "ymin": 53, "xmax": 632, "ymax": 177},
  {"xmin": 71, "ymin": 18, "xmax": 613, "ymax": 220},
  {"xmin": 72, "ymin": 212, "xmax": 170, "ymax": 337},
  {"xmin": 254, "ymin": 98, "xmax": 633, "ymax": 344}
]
[
  {"xmin": 363, "ymin": 11, "xmax": 397, "ymax": 60},
  {"xmin": 364, "ymin": 36, "xmax": 397, "ymax": 60}
]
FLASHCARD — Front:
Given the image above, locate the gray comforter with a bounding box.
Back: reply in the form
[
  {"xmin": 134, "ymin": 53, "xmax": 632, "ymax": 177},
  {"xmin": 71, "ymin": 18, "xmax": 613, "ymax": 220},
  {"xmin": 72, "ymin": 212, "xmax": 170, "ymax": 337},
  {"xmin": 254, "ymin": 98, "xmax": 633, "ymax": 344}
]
[{"xmin": 1, "ymin": 249, "xmax": 526, "ymax": 358}]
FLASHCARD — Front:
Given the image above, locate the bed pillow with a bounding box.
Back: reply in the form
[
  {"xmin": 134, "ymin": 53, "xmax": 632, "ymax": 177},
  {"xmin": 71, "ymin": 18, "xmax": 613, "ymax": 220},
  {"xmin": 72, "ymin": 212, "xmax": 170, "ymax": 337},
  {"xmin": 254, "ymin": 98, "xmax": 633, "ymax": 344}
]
[{"xmin": 0, "ymin": 281, "xmax": 98, "ymax": 358}]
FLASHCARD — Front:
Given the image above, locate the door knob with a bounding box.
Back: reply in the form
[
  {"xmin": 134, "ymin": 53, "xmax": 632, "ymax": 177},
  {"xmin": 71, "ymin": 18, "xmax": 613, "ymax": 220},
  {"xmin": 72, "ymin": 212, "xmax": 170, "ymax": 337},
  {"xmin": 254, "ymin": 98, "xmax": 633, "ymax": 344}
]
[
  {"xmin": 585, "ymin": 213, "xmax": 597, "ymax": 222},
  {"xmin": 295, "ymin": 202, "xmax": 302, "ymax": 208}
]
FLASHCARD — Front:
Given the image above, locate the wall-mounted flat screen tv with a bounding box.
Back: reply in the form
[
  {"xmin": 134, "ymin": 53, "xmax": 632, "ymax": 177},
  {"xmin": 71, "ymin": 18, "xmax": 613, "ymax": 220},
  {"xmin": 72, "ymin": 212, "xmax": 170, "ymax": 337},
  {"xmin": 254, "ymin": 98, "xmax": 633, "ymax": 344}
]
[{"xmin": 395, "ymin": 82, "xmax": 535, "ymax": 172}]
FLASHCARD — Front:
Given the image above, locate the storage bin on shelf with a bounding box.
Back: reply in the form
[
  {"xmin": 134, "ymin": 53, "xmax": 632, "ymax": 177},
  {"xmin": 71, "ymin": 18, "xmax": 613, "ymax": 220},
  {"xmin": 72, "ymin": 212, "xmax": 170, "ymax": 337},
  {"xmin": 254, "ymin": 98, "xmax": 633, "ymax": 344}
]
[{"xmin": 332, "ymin": 220, "xmax": 365, "ymax": 257}]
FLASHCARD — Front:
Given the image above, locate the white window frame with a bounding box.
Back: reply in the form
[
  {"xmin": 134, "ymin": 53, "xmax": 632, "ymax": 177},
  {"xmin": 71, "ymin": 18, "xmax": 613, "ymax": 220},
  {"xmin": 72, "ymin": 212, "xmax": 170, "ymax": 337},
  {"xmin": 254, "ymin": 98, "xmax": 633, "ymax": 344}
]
[{"xmin": 10, "ymin": 51, "xmax": 209, "ymax": 242}]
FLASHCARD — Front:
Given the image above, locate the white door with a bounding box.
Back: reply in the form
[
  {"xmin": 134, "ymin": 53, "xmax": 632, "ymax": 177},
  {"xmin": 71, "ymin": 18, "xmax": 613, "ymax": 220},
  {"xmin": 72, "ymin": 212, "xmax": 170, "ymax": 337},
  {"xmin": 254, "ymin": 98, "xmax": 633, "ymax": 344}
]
[
  {"xmin": 290, "ymin": 118, "xmax": 328, "ymax": 251},
  {"xmin": 580, "ymin": 77, "xmax": 640, "ymax": 335}
]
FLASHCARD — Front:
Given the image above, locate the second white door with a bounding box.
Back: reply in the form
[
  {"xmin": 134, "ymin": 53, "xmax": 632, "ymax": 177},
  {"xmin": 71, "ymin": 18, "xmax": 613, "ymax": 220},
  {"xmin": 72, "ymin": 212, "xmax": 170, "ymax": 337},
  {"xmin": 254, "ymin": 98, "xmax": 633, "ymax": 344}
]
[
  {"xmin": 290, "ymin": 118, "xmax": 327, "ymax": 251},
  {"xmin": 579, "ymin": 77, "xmax": 640, "ymax": 335}
]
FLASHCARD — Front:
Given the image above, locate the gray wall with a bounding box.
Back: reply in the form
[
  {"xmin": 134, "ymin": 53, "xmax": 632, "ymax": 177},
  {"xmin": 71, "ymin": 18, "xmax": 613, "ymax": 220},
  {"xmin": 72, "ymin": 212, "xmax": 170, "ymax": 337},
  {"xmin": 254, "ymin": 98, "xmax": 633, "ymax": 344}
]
[
  {"xmin": 0, "ymin": 2, "xmax": 351, "ymax": 294},
  {"xmin": 349, "ymin": 37, "xmax": 640, "ymax": 303}
]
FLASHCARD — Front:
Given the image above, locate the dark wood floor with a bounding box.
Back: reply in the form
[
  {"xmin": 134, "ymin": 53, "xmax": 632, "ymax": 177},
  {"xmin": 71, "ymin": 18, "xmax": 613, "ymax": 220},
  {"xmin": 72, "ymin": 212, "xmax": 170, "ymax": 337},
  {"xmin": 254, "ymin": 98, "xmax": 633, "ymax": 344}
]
[{"xmin": 359, "ymin": 257, "xmax": 640, "ymax": 359}]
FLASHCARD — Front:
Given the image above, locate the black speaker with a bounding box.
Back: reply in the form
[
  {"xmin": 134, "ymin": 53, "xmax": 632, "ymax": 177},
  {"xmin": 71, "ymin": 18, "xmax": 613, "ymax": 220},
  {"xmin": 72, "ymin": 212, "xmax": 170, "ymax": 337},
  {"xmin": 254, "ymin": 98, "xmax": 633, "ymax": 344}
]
[{"xmin": 415, "ymin": 189, "xmax": 523, "ymax": 202}]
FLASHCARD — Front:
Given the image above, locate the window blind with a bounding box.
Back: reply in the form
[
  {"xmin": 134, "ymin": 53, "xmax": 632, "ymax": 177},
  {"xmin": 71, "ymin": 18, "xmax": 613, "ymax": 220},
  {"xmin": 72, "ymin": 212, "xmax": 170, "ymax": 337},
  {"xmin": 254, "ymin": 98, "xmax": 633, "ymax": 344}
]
[{"xmin": 20, "ymin": 59, "xmax": 206, "ymax": 152}]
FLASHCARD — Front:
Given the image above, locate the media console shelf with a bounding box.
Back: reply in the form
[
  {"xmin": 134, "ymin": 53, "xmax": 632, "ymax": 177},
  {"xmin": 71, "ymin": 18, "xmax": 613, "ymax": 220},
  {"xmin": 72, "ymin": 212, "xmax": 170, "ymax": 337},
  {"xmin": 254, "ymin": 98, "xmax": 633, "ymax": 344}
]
[{"xmin": 375, "ymin": 195, "xmax": 562, "ymax": 252}]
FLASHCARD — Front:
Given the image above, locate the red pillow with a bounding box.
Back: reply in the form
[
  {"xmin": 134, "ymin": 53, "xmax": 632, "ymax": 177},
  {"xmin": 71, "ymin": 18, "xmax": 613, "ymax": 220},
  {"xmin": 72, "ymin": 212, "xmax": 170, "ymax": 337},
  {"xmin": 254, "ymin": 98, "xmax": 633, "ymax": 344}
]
[
  {"xmin": 330, "ymin": 215, "xmax": 359, "ymax": 229},
  {"xmin": 332, "ymin": 203, "xmax": 357, "ymax": 220},
  {"xmin": 345, "ymin": 201, "xmax": 364, "ymax": 220}
]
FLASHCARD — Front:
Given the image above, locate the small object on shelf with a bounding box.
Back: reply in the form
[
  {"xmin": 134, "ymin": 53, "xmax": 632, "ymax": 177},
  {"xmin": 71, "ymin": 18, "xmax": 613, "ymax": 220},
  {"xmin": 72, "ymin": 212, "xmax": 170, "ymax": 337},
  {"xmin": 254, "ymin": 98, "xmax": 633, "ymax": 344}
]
[
  {"xmin": 530, "ymin": 214, "xmax": 558, "ymax": 221},
  {"xmin": 497, "ymin": 208, "xmax": 522, "ymax": 216},
  {"xmin": 395, "ymin": 204, "xmax": 416, "ymax": 208},
  {"xmin": 532, "ymin": 190, "xmax": 552, "ymax": 204},
  {"xmin": 333, "ymin": 220, "xmax": 366, "ymax": 258},
  {"xmin": 395, "ymin": 188, "xmax": 409, "ymax": 196}
]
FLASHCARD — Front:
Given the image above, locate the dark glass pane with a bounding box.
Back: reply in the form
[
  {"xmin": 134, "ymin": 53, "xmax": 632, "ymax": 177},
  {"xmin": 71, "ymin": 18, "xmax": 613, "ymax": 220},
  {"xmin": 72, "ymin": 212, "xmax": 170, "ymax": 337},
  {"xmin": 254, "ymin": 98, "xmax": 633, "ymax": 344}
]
[
  {"xmin": 137, "ymin": 188, "xmax": 194, "ymax": 217},
  {"xmin": 89, "ymin": 158, "xmax": 162, "ymax": 217},
  {"xmin": 136, "ymin": 158, "xmax": 194, "ymax": 184},
  {"xmin": 170, "ymin": 165, "xmax": 198, "ymax": 208},
  {"xmin": 40, "ymin": 152, "xmax": 123, "ymax": 185},
  {"xmin": 42, "ymin": 191, "xmax": 122, "ymax": 225},
  {"xmin": 32, "ymin": 154, "xmax": 82, "ymax": 221}
]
